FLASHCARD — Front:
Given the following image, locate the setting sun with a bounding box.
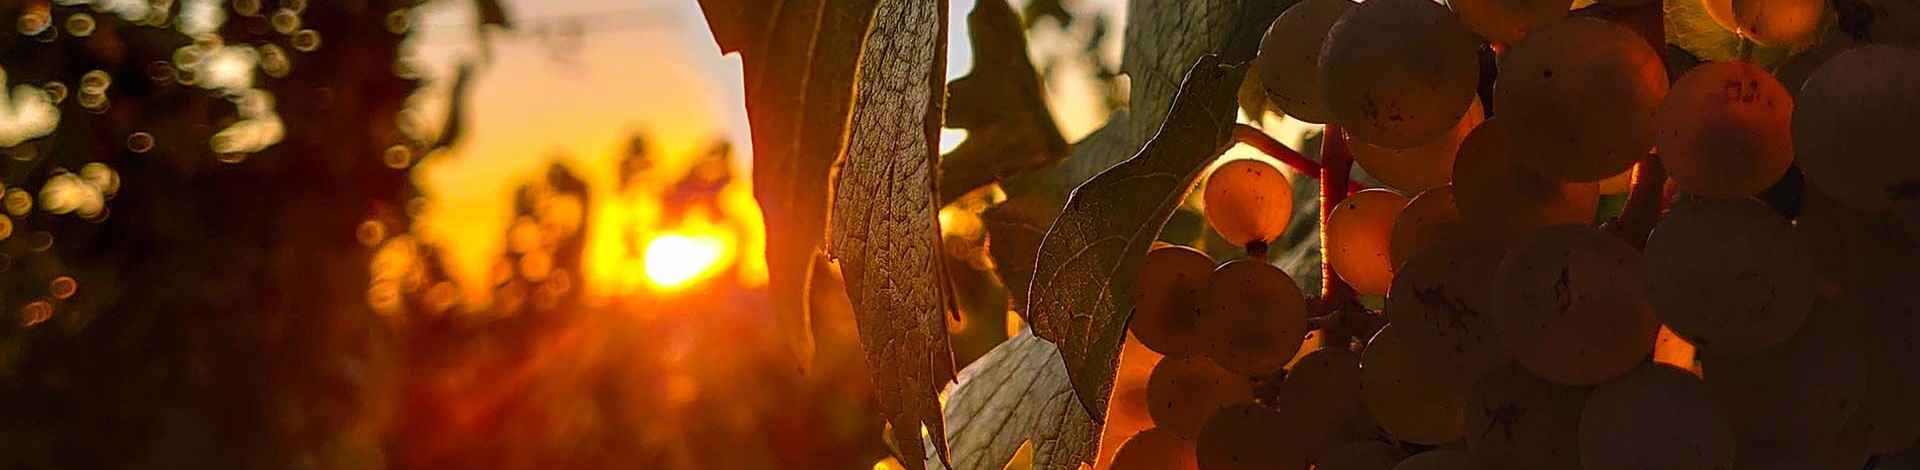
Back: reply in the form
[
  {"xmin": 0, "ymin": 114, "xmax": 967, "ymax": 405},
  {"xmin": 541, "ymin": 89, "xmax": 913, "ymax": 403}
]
[{"xmin": 642, "ymin": 230, "xmax": 730, "ymax": 291}]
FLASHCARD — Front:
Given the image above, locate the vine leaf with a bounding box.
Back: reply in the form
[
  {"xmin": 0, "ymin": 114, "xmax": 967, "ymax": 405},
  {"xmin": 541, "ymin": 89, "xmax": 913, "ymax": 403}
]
[
  {"xmin": 695, "ymin": 0, "xmax": 882, "ymax": 367},
  {"xmin": 1027, "ymin": 0, "xmax": 1283, "ymax": 423},
  {"xmin": 1121, "ymin": 0, "xmax": 1244, "ymax": 145},
  {"xmin": 922, "ymin": 328, "xmax": 1100, "ymax": 470},
  {"xmin": 986, "ymin": 111, "xmax": 1132, "ymax": 314},
  {"xmin": 826, "ymin": 1, "xmax": 956, "ymax": 469},
  {"xmin": 940, "ymin": 0, "xmax": 1069, "ymax": 205}
]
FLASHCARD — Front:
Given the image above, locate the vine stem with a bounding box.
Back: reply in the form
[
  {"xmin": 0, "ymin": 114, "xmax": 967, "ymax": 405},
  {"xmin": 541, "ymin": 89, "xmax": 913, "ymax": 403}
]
[
  {"xmin": 1319, "ymin": 125, "xmax": 1357, "ymax": 305},
  {"xmin": 1230, "ymin": 124, "xmax": 1368, "ymax": 191},
  {"xmin": 1607, "ymin": 154, "xmax": 1669, "ymax": 250}
]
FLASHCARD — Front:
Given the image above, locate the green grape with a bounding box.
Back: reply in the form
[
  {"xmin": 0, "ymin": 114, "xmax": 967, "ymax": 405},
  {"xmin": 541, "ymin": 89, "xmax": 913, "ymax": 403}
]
[
  {"xmin": 1389, "ymin": 449, "xmax": 1480, "ymax": 470},
  {"xmin": 1203, "ymin": 159, "xmax": 1295, "ymax": 247},
  {"xmin": 1320, "ymin": 0, "xmax": 1481, "ymax": 148},
  {"xmin": 1388, "ymin": 185, "xmax": 1467, "ymax": 269},
  {"xmin": 1383, "ymin": 238, "xmax": 1511, "ymax": 388},
  {"xmin": 1463, "ymin": 364, "xmax": 1587, "ymax": 470},
  {"xmin": 1110, "ymin": 427, "xmax": 1199, "ymax": 470},
  {"xmin": 1132, "ymin": 245, "xmax": 1217, "ymax": 357},
  {"xmin": 1654, "ymin": 62, "xmax": 1795, "ymax": 198},
  {"xmin": 1196, "ymin": 403, "xmax": 1309, "ymax": 470},
  {"xmin": 1352, "ymin": 99, "xmax": 1484, "ymax": 193},
  {"xmin": 1643, "ymin": 196, "xmax": 1811, "ymax": 354},
  {"xmin": 1361, "ymin": 325, "xmax": 1468, "ymax": 444},
  {"xmin": 1199, "ymin": 259, "xmax": 1309, "ymax": 376},
  {"xmin": 1703, "ymin": 0, "xmax": 1825, "ymax": 46},
  {"xmin": 1274, "ymin": 348, "xmax": 1365, "ymax": 461},
  {"xmin": 1317, "ymin": 441, "xmax": 1407, "ymax": 470},
  {"xmin": 1327, "ymin": 189, "xmax": 1411, "ymax": 295},
  {"xmin": 1450, "ymin": 119, "xmax": 1601, "ymax": 243},
  {"xmin": 1493, "ymin": 224, "xmax": 1658, "ymax": 386},
  {"xmin": 1147, "ymin": 356, "xmax": 1253, "ymax": 439},
  {"xmin": 1792, "ymin": 44, "xmax": 1920, "ymax": 213},
  {"xmin": 1495, "ymin": 17, "xmax": 1668, "ymax": 182},
  {"xmin": 1449, "ymin": 0, "xmax": 1572, "ymax": 44},
  {"xmin": 1578, "ymin": 363, "xmax": 1735, "ymax": 470},
  {"xmin": 1257, "ymin": 0, "xmax": 1356, "ymax": 124},
  {"xmin": 1700, "ymin": 299, "xmax": 1868, "ymax": 454}
]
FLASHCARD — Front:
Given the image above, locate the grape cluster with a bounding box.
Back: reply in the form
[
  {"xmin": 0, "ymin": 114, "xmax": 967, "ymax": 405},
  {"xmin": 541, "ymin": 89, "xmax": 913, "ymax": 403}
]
[{"xmin": 1110, "ymin": 0, "xmax": 1920, "ymax": 467}]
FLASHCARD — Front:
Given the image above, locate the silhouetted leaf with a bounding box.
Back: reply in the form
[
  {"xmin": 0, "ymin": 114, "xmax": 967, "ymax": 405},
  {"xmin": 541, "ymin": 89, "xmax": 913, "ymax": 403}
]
[
  {"xmin": 941, "ymin": 0, "xmax": 1070, "ymax": 205},
  {"xmin": 1121, "ymin": 0, "xmax": 1244, "ymax": 145},
  {"xmin": 826, "ymin": 1, "xmax": 955, "ymax": 469},
  {"xmin": 695, "ymin": 0, "xmax": 882, "ymax": 366},
  {"xmin": 1027, "ymin": 0, "xmax": 1286, "ymax": 422},
  {"xmin": 985, "ymin": 111, "xmax": 1132, "ymax": 313},
  {"xmin": 923, "ymin": 329, "xmax": 1100, "ymax": 470}
]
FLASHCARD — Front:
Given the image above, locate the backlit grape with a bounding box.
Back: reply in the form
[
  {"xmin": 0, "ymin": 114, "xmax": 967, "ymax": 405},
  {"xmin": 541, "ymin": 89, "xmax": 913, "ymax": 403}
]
[
  {"xmin": 1327, "ymin": 189, "xmax": 1409, "ymax": 295},
  {"xmin": 1579, "ymin": 363, "xmax": 1735, "ymax": 470},
  {"xmin": 1463, "ymin": 364, "xmax": 1587, "ymax": 470},
  {"xmin": 1643, "ymin": 196, "xmax": 1811, "ymax": 354},
  {"xmin": 1383, "ymin": 238, "xmax": 1511, "ymax": 385},
  {"xmin": 1110, "ymin": 427, "xmax": 1199, "ymax": 470},
  {"xmin": 1388, "ymin": 185, "xmax": 1467, "ymax": 268},
  {"xmin": 1493, "ymin": 224, "xmax": 1659, "ymax": 385},
  {"xmin": 1654, "ymin": 62, "xmax": 1795, "ymax": 198},
  {"xmin": 1361, "ymin": 325, "xmax": 1468, "ymax": 444},
  {"xmin": 1792, "ymin": 44, "xmax": 1920, "ymax": 213},
  {"xmin": 1196, "ymin": 404, "xmax": 1308, "ymax": 470},
  {"xmin": 1199, "ymin": 259, "xmax": 1308, "ymax": 376},
  {"xmin": 1203, "ymin": 159, "xmax": 1295, "ymax": 247},
  {"xmin": 1451, "ymin": 119, "xmax": 1601, "ymax": 242},
  {"xmin": 1148, "ymin": 356, "xmax": 1254, "ymax": 439},
  {"xmin": 1257, "ymin": 0, "xmax": 1356, "ymax": 124},
  {"xmin": 1449, "ymin": 0, "xmax": 1573, "ymax": 43},
  {"xmin": 1351, "ymin": 99, "xmax": 1484, "ymax": 193},
  {"xmin": 1495, "ymin": 17, "xmax": 1668, "ymax": 182},
  {"xmin": 1320, "ymin": 0, "xmax": 1481, "ymax": 148},
  {"xmin": 1132, "ymin": 245, "xmax": 1216, "ymax": 357}
]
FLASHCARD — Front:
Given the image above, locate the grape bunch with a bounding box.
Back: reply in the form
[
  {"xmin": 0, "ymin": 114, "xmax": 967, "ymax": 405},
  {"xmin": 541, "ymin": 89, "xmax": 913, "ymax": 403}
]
[{"xmin": 1108, "ymin": 0, "xmax": 1920, "ymax": 467}]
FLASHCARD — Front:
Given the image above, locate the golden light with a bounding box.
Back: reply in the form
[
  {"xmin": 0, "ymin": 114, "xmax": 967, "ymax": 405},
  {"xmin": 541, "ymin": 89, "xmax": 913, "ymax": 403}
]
[{"xmin": 642, "ymin": 228, "xmax": 732, "ymax": 291}]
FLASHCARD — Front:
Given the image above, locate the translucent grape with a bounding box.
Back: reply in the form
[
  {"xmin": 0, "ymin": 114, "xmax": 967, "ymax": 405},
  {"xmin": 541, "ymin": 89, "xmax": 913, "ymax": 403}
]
[
  {"xmin": 1388, "ymin": 185, "xmax": 1467, "ymax": 268},
  {"xmin": 1449, "ymin": 0, "xmax": 1573, "ymax": 43},
  {"xmin": 1463, "ymin": 364, "xmax": 1587, "ymax": 470},
  {"xmin": 1147, "ymin": 356, "xmax": 1253, "ymax": 438},
  {"xmin": 1361, "ymin": 325, "xmax": 1468, "ymax": 444},
  {"xmin": 1495, "ymin": 17, "xmax": 1668, "ymax": 182},
  {"xmin": 1273, "ymin": 348, "xmax": 1364, "ymax": 461},
  {"xmin": 1492, "ymin": 224, "xmax": 1658, "ymax": 385},
  {"xmin": 1578, "ymin": 363, "xmax": 1735, "ymax": 470},
  {"xmin": 1110, "ymin": 427, "xmax": 1199, "ymax": 470},
  {"xmin": 1203, "ymin": 159, "xmax": 1294, "ymax": 247},
  {"xmin": 1703, "ymin": 0, "xmax": 1825, "ymax": 46},
  {"xmin": 1257, "ymin": 0, "xmax": 1356, "ymax": 124},
  {"xmin": 1383, "ymin": 238, "xmax": 1511, "ymax": 386},
  {"xmin": 1131, "ymin": 245, "xmax": 1216, "ymax": 357},
  {"xmin": 1651, "ymin": 326, "xmax": 1698, "ymax": 374},
  {"xmin": 1792, "ymin": 44, "xmax": 1920, "ymax": 212},
  {"xmin": 1451, "ymin": 119, "xmax": 1601, "ymax": 243},
  {"xmin": 1389, "ymin": 449, "xmax": 1480, "ymax": 470},
  {"xmin": 1654, "ymin": 62, "xmax": 1795, "ymax": 198},
  {"xmin": 1199, "ymin": 259, "xmax": 1309, "ymax": 376},
  {"xmin": 1196, "ymin": 404, "xmax": 1308, "ymax": 470},
  {"xmin": 1701, "ymin": 300, "xmax": 1867, "ymax": 454},
  {"xmin": 1317, "ymin": 441, "xmax": 1405, "ymax": 470},
  {"xmin": 1327, "ymin": 189, "xmax": 1409, "ymax": 295},
  {"xmin": 1352, "ymin": 99, "xmax": 1484, "ymax": 193},
  {"xmin": 1643, "ymin": 196, "xmax": 1811, "ymax": 354},
  {"xmin": 1320, "ymin": 0, "xmax": 1481, "ymax": 148}
]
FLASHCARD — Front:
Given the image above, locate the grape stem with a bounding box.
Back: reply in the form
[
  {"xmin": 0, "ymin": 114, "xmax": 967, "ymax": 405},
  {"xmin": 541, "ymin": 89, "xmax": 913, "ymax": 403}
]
[
  {"xmin": 1229, "ymin": 124, "xmax": 1368, "ymax": 191},
  {"xmin": 1606, "ymin": 154, "xmax": 1669, "ymax": 250},
  {"xmin": 1318, "ymin": 125, "xmax": 1358, "ymax": 316}
]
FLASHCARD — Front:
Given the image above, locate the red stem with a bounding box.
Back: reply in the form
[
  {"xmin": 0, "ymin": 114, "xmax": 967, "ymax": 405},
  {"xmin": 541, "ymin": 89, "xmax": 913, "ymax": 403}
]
[
  {"xmin": 1231, "ymin": 124, "xmax": 1368, "ymax": 192},
  {"xmin": 1319, "ymin": 126, "xmax": 1356, "ymax": 303}
]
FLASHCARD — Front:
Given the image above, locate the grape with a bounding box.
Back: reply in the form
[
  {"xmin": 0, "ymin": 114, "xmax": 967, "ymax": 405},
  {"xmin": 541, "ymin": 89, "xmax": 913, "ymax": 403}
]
[
  {"xmin": 1492, "ymin": 224, "xmax": 1659, "ymax": 386},
  {"xmin": 1104, "ymin": 334, "xmax": 1169, "ymax": 466},
  {"xmin": 1388, "ymin": 185, "xmax": 1467, "ymax": 268},
  {"xmin": 1643, "ymin": 196, "xmax": 1812, "ymax": 354},
  {"xmin": 1702, "ymin": 0, "xmax": 1825, "ymax": 46},
  {"xmin": 1448, "ymin": 0, "xmax": 1572, "ymax": 44},
  {"xmin": 1327, "ymin": 189, "xmax": 1411, "ymax": 295},
  {"xmin": 1274, "ymin": 348, "xmax": 1365, "ymax": 461},
  {"xmin": 1110, "ymin": 427, "xmax": 1199, "ymax": 470},
  {"xmin": 1199, "ymin": 259, "xmax": 1309, "ymax": 376},
  {"xmin": 1320, "ymin": 0, "xmax": 1481, "ymax": 149},
  {"xmin": 1653, "ymin": 62, "xmax": 1795, "ymax": 198},
  {"xmin": 1700, "ymin": 299, "xmax": 1867, "ymax": 454},
  {"xmin": 1463, "ymin": 364, "xmax": 1588, "ymax": 470},
  {"xmin": 1317, "ymin": 441, "xmax": 1406, "ymax": 470},
  {"xmin": 1865, "ymin": 0, "xmax": 1920, "ymax": 47},
  {"xmin": 1389, "ymin": 449, "xmax": 1480, "ymax": 470},
  {"xmin": 1578, "ymin": 363, "xmax": 1734, "ymax": 470},
  {"xmin": 1203, "ymin": 159, "xmax": 1296, "ymax": 246},
  {"xmin": 1132, "ymin": 245, "xmax": 1217, "ymax": 357},
  {"xmin": 1773, "ymin": 39, "xmax": 1850, "ymax": 100},
  {"xmin": 1361, "ymin": 325, "xmax": 1468, "ymax": 444},
  {"xmin": 1792, "ymin": 44, "xmax": 1920, "ymax": 213},
  {"xmin": 1651, "ymin": 326, "xmax": 1698, "ymax": 374},
  {"xmin": 1494, "ymin": 17, "xmax": 1668, "ymax": 182},
  {"xmin": 1257, "ymin": 0, "xmax": 1356, "ymax": 124},
  {"xmin": 1147, "ymin": 356, "xmax": 1254, "ymax": 438},
  {"xmin": 1383, "ymin": 238, "xmax": 1511, "ymax": 386},
  {"xmin": 1195, "ymin": 403, "xmax": 1309, "ymax": 470},
  {"xmin": 1450, "ymin": 119, "xmax": 1601, "ymax": 243},
  {"xmin": 1352, "ymin": 99, "xmax": 1485, "ymax": 193}
]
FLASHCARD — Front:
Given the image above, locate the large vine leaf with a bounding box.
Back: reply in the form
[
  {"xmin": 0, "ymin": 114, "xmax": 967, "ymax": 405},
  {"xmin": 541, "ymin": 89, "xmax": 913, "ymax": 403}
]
[
  {"xmin": 696, "ymin": 0, "xmax": 882, "ymax": 366},
  {"xmin": 940, "ymin": 0, "xmax": 1070, "ymax": 205},
  {"xmin": 826, "ymin": 1, "xmax": 956, "ymax": 469},
  {"xmin": 986, "ymin": 111, "xmax": 1132, "ymax": 314},
  {"xmin": 1026, "ymin": 1, "xmax": 1286, "ymax": 422},
  {"xmin": 922, "ymin": 328, "xmax": 1101, "ymax": 470},
  {"xmin": 1122, "ymin": 0, "xmax": 1244, "ymax": 145}
]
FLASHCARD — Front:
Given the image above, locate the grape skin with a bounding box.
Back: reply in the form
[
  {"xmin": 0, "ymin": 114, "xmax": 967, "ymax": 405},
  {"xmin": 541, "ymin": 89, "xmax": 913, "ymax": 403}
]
[
  {"xmin": 1700, "ymin": 299, "xmax": 1868, "ymax": 458},
  {"xmin": 1448, "ymin": 0, "xmax": 1572, "ymax": 44},
  {"xmin": 1383, "ymin": 238, "xmax": 1511, "ymax": 388},
  {"xmin": 1203, "ymin": 159, "xmax": 1296, "ymax": 246},
  {"xmin": 1654, "ymin": 62, "xmax": 1795, "ymax": 198},
  {"xmin": 1703, "ymin": 0, "xmax": 1826, "ymax": 46},
  {"xmin": 1361, "ymin": 325, "xmax": 1469, "ymax": 444},
  {"xmin": 1320, "ymin": 0, "xmax": 1481, "ymax": 149},
  {"xmin": 1450, "ymin": 119, "xmax": 1601, "ymax": 243},
  {"xmin": 1643, "ymin": 196, "xmax": 1812, "ymax": 354},
  {"xmin": 1131, "ymin": 245, "xmax": 1217, "ymax": 357},
  {"xmin": 1198, "ymin": 259, "xmax": 1309, "ymax": 376},
  {"xmin": 1492, "ymin": 224, "xmax": 1659, "ymax": 386},
  {"xmin": 1327, "ymin": 189, "xmax": 1411, "ymax": 295},
  {"xmin": 1274, "ymin": 348, "xmax": 1365, "ymax": 462},
  {"xmin": 1110, "ymin": 427, "xmax": 1198, "ymax": 470},
  {"xmin": 1578, "ymin": 363, "xmax": 1735, "ymax": 470},
  {"xmin": 1388, "ymin": 185, "xmax": 1468, "ymax": 269},
  {"xmin": 1494, "ymin": 17, "xmax": 1668, "ymax": 182},
  {"xmin": 1463, "ymin": 364, "xmax": 1588, "ymax": 470},
  {"xmin": 1317, "ymin": 441, "xmax": 1406, "ymax": 470},
  {"xmin": 1147, "ymin": 356, "xmax": 1253, "ymax": 439},
  {"xmin": 1195, "ymin": 403, "xmax": 1309, "ymax": 470},
  {"xmin": 1257, "ymin": 0, "xmax": 1355, "ymax": 124},
  {"xmin": 1351, "ymin": 99, "xmax": 1484, "ymax": 193},
  {"xmin": 1389, "ymin": 449, "xmax": 1481, "ymax": 470},
  {"xmin": 1792, "ymin": 44, "xmax": 1920, "ymax": 213}
]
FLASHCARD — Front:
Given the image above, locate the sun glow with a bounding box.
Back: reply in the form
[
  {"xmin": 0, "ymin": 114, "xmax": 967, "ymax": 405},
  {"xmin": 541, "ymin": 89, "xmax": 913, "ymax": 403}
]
[{"xmin": 642, "ymin": 226, "xmax": 733, "ymax": 291}]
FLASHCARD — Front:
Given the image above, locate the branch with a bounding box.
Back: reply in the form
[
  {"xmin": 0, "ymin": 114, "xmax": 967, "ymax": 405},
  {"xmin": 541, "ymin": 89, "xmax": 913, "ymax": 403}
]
[
  {"xmin": 1230, "ymin": 124, "xmax": 1369, "ymax": 191},
  {"xmin": 1605, "ymin": 154, "xmax": 1668, "ymax": 250}
]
